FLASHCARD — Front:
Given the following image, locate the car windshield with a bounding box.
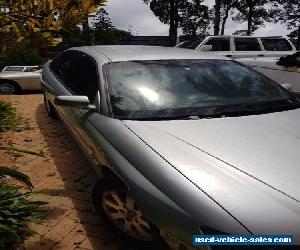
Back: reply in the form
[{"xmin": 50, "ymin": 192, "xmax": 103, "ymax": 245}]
[{"xmin": 105, "ymin": 60, "xmax": 299, "ymax": 120}]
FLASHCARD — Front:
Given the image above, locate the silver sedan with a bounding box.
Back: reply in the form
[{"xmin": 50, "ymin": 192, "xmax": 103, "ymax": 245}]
[{"xmin": 42, "ymin": 46, "xmax": 300, "ymax": 248}]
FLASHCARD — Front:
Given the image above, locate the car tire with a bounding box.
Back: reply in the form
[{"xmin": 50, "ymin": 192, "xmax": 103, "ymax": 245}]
[
  {"xmin": 43, "ymin": 93, "xmax": 57, "ymax": 119},
  {"xmin": 0, "ymin": 82, "xmax": 16, "ymax": 94},
  {"xmin": 92, "ymin": 177, "xmax": 169, "ymax": 249}
]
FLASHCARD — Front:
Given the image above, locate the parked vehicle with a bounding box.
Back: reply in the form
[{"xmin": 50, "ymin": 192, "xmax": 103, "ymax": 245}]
[
  {"xmin": 42, "ymin": 46, "xmax": 300, "ymax": 248},
  {"xmin": 237, "ymin": 51, "xmax": 300, "ymax": 95},
  {"xmin": 0, "ymin": 70, "xmax": 42, "ymax": 94},
  {"xmin": 177, "ymin": 36, "xmax": 296, "ymax": 59},
  {"xmin": 2, "ymin": 65, "xmax": 40, "ymax": 72}
]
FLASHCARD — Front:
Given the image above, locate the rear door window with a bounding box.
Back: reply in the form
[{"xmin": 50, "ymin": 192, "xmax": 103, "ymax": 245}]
[
  {"xmin": 234, "ymin": 38, "xmax": 261, "ymax": 51},
  {"xmin": 261, "ymin": 38, "xmax": 293, "ymax": 51},
  {"xmin": 205, "ymin": 37, "xmax": 230, "ymax": 51}
]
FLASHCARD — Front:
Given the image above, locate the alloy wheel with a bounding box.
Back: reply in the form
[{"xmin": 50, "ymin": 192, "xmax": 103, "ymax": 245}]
[{"xmin": 101, "ymin": 190, "xmax": 153, "ymax": 241}]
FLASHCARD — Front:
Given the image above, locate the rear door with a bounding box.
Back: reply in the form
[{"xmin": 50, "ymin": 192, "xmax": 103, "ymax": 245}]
[
  {"xmin": 233, "ymin": 37, "xmax": 264, "ymax": 58},
  {"xmin": 259, "ymin": 38, "xmax": 296, "ymax": 58}
]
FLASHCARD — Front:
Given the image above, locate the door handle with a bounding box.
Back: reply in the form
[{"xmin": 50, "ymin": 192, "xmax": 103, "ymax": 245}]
[
  {"xmin": 258, "ymin": 54, "xmax": 264, "ymax": 57},
  {"xmin": 226, "ymin": 55, "xmax": 232, "ymax": 58}
]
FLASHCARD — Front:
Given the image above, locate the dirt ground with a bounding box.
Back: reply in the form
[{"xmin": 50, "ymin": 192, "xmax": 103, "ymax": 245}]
[{"xmin": 0, "ymin": 94, "xmax": 137, "ymax": 250}]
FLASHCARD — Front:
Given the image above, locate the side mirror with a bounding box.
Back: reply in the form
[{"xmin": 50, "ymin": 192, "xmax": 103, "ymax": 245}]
[
  {"xmin": 199, "ymin": 44, "xmax": 213, "ymax": 52},
  {"xmin": 281, "ymin": 83, "xmax": 293, "ymax": 91},
  {"xmin": 54, "ymin": 96, "xmax": 90, "ymax": 108}
]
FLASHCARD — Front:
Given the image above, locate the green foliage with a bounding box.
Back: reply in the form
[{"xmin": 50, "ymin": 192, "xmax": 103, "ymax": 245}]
[
  {"xmin": 2, "ymin": 44, "xmax": 42, "ymax": 66},
  {"xmin": 93, "ymin": 28, "xmax": 132, "ymax": 45},
  {"xmin": 0, "ymin": 167, "xmax": 33, "ymax": 189},
  {"xmin": 270, "ymin": 0, "xmax": 300, "ymax": 49},
  {"xmin": 144, "ymin": 0, "xmax": 209, "ymax": 45},
  {"xmin": 232, "ymin": 29, "xmax": 248, "ymax": 36},
  {"xmin": 92, "ymin": 9, "xmax": 132, "ymax": 45},
  {"xmin": 93, "ymin": 9, "xmax": 113, "ymax": 30},
  {"xmin": 232, "ymin": 0, "xmax": 270, "ymax": 35},
  {"xmin": 0, "ymin": 184, "xmax": 46, "ymax": 249},
  {"xmin": 61, "ymin": 9, "xmax": 132, "ymax": 47},
  {"xmin": 181, "ymin": 0, "xmax": 209, "ymax": 37},
  {"xmin": 0, "ymin": 101, "xmax": 20, "ymax": 132}
]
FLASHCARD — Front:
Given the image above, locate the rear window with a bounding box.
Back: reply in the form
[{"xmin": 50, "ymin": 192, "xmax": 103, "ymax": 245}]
[
  {"xmin": 261, "ymin": 38, "xmax": 293, "ymax": 51},
  {"xmin": 24, "ymin": 67, "xmax": 39, "ymax": 72},
  {"xmin": 234, "ymin": 38, "xmax": 261, "ymax": 51}
]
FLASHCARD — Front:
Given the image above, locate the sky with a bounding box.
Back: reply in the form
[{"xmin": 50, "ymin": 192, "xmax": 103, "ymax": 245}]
[{"xmin": 103, "ymin": 0, "xmax": 289, "ymax": 37}]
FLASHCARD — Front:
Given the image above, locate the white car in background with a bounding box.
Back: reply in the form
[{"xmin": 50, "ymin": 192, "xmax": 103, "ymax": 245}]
[
  {"xmin": 177, "ymin": 36, "xmax": 296, "ymax": 59},
  {"xmin": 0, "ymin": 69, "xmax": 42, "ymax": 94},
  {"xmin": 237, "ymin": 52, "xmax": 300, "ymax": 95},
  {"xmin": 2, "ymin": 65, "xmax": 40, "ymax": 72}
]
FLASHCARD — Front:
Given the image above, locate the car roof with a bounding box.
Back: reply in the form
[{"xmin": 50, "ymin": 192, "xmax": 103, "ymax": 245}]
[{"xmin": 74, "ymin": 45, "xmax": 230, "ymax": 62}]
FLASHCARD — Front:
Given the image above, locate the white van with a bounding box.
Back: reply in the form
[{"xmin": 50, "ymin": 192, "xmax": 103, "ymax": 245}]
[{"xmin": 177, "ymin": 36, "xmax": 296, "ymax": 59}]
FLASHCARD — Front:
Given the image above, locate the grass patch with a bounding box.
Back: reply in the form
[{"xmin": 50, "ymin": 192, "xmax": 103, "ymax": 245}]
[
  {"xmin": 0, "ymin": 101, "xmax": 20, "ymax": 132},
  {"xmin": 0, "ymin": 184, "xmax": 47, "ymax": 249},
  {"xmin": 0, "ymin": 167, "xmax": 47, "ymax": 248},
  {"xmin": 0, "ymin": 101, "xmax": 32, "ymax": 133},
  {"xmin": 0, "ymin": 101, "xmax": 46, "ymax": 248}
]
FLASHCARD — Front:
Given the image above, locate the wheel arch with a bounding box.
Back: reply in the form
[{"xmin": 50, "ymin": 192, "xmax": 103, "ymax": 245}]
[
  {"xmin": 99, "ymin": 165, "xmax": 128, "ymax": 190},
  {"xmin": 0, "ymin": 79, "xmax": 22, "ymax": 93}
]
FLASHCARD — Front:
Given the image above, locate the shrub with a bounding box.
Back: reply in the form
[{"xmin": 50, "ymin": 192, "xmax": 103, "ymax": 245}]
[
  {"xmin": 0, "ymin": 184, "xmax": 46, "ymax": 248},
  {"xmin": 0, "ymin": 99, "xmax": 46, "ymax": 247},
  {"xmin": 1, "ymin": 43, "xmax": 42, "ymax": 66},
  {"xmin": 0, "ymin": 101, "xmax": 19, "ymax": 132}
]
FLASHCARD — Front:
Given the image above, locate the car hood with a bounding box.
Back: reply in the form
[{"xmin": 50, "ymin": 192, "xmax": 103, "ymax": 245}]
[
  {"xmin": 124, "ymin": 109, "xmax": 300, "ymax": 201},
  {"xmin": 123, "ymin": 109, "xmax": 300, "ymax": 234}
]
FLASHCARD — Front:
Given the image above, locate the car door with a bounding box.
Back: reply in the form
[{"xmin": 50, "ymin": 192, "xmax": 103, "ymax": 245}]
[
  {"xmin": 259, "ymin": 38, "xmax": 296, "ymax": 58},
  {"xmin": 198, "ymin": 37, "xmax": 233, "ymax": 58},
  {"xmin": 233, "ymin": 37, "xmax": 264, "ymax": 58},
  {"xmin": 28, "ymin": 70, "xmax": 42, "ymax": 90},
  {"xmin": 54, "ymin": 51, "xmax": 103, "ymax": 167}
]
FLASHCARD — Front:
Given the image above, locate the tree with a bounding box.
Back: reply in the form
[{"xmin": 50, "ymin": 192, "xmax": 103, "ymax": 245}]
[
  {"xmin": 220, "ymin": 0, "xmax": 238, "ymax": 35},
  {"xmin": 92, "ymin": 9, "xmax": 132, "ymax": 45},
  {"xmin": 143, "ymin": 0, "xmax": 209, "ymax": 46},
  {"xmin": 232, "ymin": 0, "xmax": 270, "ymax": 35},
  {"xmin": 232, "ymin": 29, "xmax": 248, "ymax": 35},
  {"xmin": 93, "ymin": 8, "xmax": 113, "ymax": 30},
  {"xmin": 214, "ymin": 0, "xmax": 221, "ymax": 35},
  {"xmin": 0, "ymin": 0, "xmax": 106, "ymax": 42},
  {"xmin": 270, "ymin": 0, "xmax": 300, "ymax": 49},
  {"xmin": 211, "ymin": 0, "xmax": 238, "ymax": 35},
  {"xmin": 143, "ymin": 0, "xmax": 196, "ymax": 46},
  {"xmin": 181, "ymin": 0, "xmax": 209, "ymax": 37}
]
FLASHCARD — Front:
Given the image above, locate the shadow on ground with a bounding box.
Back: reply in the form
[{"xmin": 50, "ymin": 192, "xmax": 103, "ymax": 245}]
[{"xmin": 34, "ymin": 103, "xmax": 139, "ymax": 250}]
